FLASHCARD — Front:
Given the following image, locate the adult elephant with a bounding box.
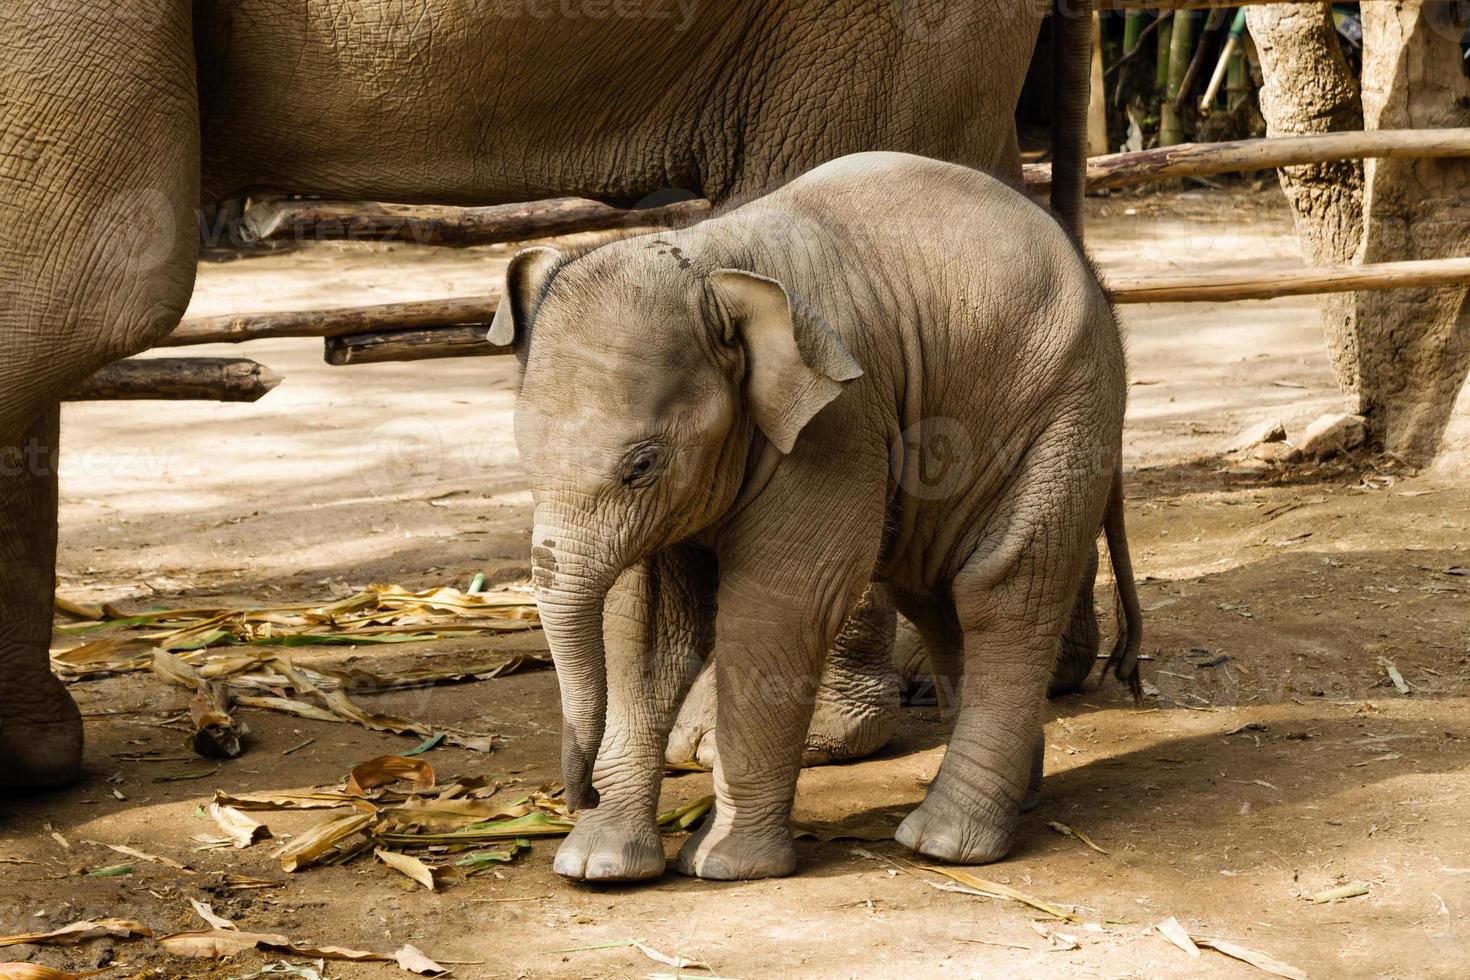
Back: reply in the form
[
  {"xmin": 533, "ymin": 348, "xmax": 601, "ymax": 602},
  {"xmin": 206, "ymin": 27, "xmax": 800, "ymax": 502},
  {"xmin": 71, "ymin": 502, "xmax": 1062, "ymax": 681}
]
[{"xmin": 0, "ymin": 0, "xmax": 1096, "ymax": 792}]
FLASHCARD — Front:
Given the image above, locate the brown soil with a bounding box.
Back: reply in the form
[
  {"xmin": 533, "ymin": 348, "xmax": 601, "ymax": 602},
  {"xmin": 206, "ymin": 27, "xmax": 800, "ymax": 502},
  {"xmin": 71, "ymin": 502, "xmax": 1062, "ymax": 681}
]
[{"xmin": 3, "ymin": 187, "xmax": 1468, "ymax": 979}]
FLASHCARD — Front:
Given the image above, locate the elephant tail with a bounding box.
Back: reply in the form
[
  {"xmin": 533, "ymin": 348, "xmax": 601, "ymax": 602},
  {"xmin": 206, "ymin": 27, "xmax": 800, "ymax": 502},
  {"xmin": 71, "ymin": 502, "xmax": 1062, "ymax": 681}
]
[
  {"xmin": 1101, "ymin": 462, "xmax": 1144, "ymax": 700},
  {"xmin": 1049, "ymin": 0, "xmax": 1094, "ymax": 239}
]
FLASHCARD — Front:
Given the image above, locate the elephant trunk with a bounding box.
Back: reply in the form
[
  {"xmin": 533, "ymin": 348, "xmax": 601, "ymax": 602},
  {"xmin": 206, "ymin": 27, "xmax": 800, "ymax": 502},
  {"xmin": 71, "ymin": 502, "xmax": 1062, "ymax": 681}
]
[{"xmin": 530, "ymin": 510, "xmax": 617, "ymax": 812}]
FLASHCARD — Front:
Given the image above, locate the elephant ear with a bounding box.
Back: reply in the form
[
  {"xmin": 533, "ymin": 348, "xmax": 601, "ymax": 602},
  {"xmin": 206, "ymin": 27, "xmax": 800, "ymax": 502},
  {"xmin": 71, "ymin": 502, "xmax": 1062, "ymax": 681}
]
[
  {"xmin": 709, "ymin": 268, "xmax": 863, "ymax": 454},
  {"xmin": 488, "ymin": 246, "xmax": 567, "ymax": 357}
]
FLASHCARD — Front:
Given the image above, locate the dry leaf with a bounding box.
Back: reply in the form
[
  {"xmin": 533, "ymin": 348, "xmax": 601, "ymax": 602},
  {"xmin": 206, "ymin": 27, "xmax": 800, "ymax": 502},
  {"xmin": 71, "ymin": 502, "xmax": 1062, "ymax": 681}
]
[
  {"xmin": 214, "ymin": 789, "xmax": 355, "ymax": 811},
  {"xmin": 189, "ymin": 899, "xmax": 237, "ymax": 931},
  {"xmin": 1047, "ymin": 820, "xmax": 1109, "ymax": 854},
  {"xmin": 0, "ymin": 965, "xmax": 103, "ymax": 979},
  {"xmin": 278, "ymin": 942, "xmax": 383, "ymax": 961},
  {"xmin": 919, "ymin": 866, "xmax": 1084, "ymax": 922},
  {"xmin": 276, "ymin": 812, "xmax": 374, "ymax": 872},
  {"xmin": 0, "ymin": 919, "xmax": 151, "ymax": 948},
  {"xmin": 208, "ymin": 803, "xmax": 271, "ymax": 848},
  {"xmin": 393, "ymin": 943, "xmax": 449, "ymax": 976},
  {"xmin": 1197, "ymin": 936, "xmax": 1309, "ymax": 980},
  {"xmin": 633, "ymin": 942, "xmax": 709, "ymax": 970},
  {"xmin": 347, "ymin": 756, "xmax": 436, "ymax": 797},
  {"xmin": 1156, "ymin": 917, "xmax": 1201, "ymax": 957},
  {"xmin": 376, "ymin": 848, "xmax": 436, "ymax": 890},
  {"xmin": 89, "ymin": 841, "xmax": 192, "ymax": 873},
  {"xmin": 159, "ymin": 928, "xmax": 289, "ymax": 958},
  {"xmin": 160, "ymin": 927, "xmax": 384, "ymax": 963}
]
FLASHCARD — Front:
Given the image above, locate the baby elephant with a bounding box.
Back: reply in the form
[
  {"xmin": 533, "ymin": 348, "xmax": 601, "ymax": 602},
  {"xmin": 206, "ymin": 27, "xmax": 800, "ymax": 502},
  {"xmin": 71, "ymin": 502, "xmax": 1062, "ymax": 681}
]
[{"xmin": 491, "ymin": 152, "xmax": 1139, "ymax": 882}]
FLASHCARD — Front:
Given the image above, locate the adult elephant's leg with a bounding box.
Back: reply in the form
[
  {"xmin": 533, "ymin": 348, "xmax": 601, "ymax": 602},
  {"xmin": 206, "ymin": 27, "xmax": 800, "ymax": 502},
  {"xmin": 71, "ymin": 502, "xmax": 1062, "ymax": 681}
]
[
  {"xmin": 0, "ymin": 406, "xmax": 79, "ymax": 790},
  {"xmin": 0, "ymin": 0, "xmax": 200, "ymax": 792},
  {"xmin": 554, "ymin": 544, "xmax": 715, "ymax": 881},
  {"xmin": 667, "ymin": 583, "xmax": 901, "ymax": 769}
]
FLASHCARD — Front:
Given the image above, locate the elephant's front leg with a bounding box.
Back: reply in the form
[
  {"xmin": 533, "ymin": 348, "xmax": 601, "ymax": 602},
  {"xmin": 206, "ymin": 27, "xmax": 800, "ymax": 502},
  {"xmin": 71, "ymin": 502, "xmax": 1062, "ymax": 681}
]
[
  {"xmin": 553, "ymin": 544, "xmax": 714, "ymax": 882},
  {"xmin": 675, "ymin": 560, "xmax": 867, "ymax": 881},
  {"xmin": 0, "ymin": 406, "xmax": 83, "ymax": 792}
]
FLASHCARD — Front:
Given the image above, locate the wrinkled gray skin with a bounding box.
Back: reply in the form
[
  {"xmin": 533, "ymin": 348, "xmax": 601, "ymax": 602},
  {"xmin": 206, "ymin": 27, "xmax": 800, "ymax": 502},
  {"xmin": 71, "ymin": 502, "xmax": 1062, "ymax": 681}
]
[
  {"xmin": 496, "ymin": 153, "xmax": 1127, "ymax": 881},
  {"xmin": 0, "ymin": 0, "xmax": 1101, "ymax": 793}
]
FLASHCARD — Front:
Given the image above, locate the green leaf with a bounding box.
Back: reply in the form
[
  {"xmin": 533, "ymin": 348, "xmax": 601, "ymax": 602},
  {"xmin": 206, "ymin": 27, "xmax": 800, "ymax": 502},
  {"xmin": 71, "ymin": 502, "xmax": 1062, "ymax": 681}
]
[
  {"xmin": 403, "ymin": 734, "xmax": 445, "ymax": 757},
  {"xmin": 84, "ymin": 864, "xmax": 135, "ymax": 878}
]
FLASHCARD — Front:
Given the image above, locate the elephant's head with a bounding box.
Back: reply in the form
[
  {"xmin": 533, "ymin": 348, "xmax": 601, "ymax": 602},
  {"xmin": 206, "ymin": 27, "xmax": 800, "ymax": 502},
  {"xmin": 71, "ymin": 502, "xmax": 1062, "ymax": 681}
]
[{"xmin": 488, "ymin": 237, "xmax": 862, "ymax": 809}]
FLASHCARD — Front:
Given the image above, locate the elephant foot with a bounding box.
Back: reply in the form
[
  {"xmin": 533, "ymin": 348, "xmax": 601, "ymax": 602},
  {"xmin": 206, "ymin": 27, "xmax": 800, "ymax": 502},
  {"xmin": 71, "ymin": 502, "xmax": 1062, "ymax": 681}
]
[
  {"xmin": 665, "ymin": 641, "xmax": 900, "ymax": 770},
  {"xmin": 674, "ymin": 818, "xmax": 796, "ymax": 881},
  {"xmin": 0, "ymin": 674, "xmax": 84, "ymax": 794},
  {"xmin": 553, "ymin": 809, "xmax": 665, "ymax": 882},
  {"xmin": 665, "ymin": 663, "xmax": 719, "ymax": 769},
  {"xmin": 895, "ymin": 788, "xmax": 1018, "ymax": 865},
  {"xmin": 802, "ymin": 679, "xmax": 898, "ymax": 765}
]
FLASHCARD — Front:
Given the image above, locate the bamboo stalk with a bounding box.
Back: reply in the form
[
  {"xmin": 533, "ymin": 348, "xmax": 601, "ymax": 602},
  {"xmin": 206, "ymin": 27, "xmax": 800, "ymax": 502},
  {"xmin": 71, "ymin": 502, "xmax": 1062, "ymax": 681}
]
[
  {"xmin": 160, "ymin": 295, "xmax": 503, "ymax": 347},
  {"xmin": 1023, "ymin": 128, "xmax": 1470, "ymax": 191},
  {"xmin": 1107, "ymin": 256, "xmax": 1470, "ymax": 304},
  {"xmin": 68, "ymin": 358, "xmax": 281, "ymax": 402},
  {"xmin": 324, "ymin": 326, "xmax": 508, "ymax": 365},
  {"xmin": 1098, "ymin": 0, "xmax": 1396, "ymax": 9},
  {"xmin": 242, "ymin": 195, "xmax": 712, "ymax": 248}
]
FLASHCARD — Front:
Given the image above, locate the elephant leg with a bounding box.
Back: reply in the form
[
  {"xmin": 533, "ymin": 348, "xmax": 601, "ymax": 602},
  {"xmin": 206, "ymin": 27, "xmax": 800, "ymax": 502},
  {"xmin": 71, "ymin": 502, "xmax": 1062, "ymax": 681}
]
[
  {"xmin": 666, "ymin": 580, "xmax": 902, "ymax": 769},
  {"xmin": 1051, "ymin": 544, "xmax": 1100, "ymax": 696},
  {"xmin": 803, "ymin": 583, "xmax": 900, "ymax": 764},
  {"xmin": 554, "ymin": 544, "xmax": 715, "ymax": 882},
  {"xmin": 675, "ymin": 557, "xmax": 871, "ymax": 881},
  {"xmin": 0, "ymin": 0, "xmax": 199, "ymax": 794},
  {"xmin": 896, "ymin": 450, "xmax": 1099, "ymax": 864},
  {"xmin": 893, "ymin": 592, "xmax": 964, "ymax": 719},
  {"xmin": 0, "ymin": 406, "xmax": 81, "ymax": 792},
  {"xmin": 663, "ymin": 655, "xmax": 718, "ymax": 769}
]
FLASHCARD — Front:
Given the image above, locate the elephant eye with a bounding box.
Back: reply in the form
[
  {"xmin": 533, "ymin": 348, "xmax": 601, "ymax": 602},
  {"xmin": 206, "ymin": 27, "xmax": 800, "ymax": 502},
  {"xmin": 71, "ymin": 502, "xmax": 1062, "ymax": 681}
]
[{"xmin": 621, "ymin": 446, "xmax": 663, "ymax": 487}]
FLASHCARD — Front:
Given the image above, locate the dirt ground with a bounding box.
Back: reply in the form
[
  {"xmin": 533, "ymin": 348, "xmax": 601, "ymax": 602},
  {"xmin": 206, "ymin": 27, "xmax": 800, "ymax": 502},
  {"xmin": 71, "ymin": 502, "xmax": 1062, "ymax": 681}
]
[{"xmin": 3, "ymin": 186, "xmax": 1469, "ymax": 979}]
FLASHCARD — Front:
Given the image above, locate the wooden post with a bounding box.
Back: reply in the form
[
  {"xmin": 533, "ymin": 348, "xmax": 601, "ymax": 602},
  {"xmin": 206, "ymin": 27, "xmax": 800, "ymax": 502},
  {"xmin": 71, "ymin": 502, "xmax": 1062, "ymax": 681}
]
[{"xmin": 68, "ymin": 358, "xmax": 281, "ymax": 402}]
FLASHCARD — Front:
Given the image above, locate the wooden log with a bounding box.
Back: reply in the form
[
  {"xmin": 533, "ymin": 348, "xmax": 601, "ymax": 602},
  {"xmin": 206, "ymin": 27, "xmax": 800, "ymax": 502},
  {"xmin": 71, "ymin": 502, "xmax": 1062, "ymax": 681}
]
[
  {"xmin": 243, "ymin": 196, "xmax": 713, "ymax": 248},
  {"xmin": 161, "ymin": 294, "xmax": 502, "ymax": 347},
  {"xmin": 68, "ymin": 358, "xmax": 281, "ymax": 402},
  {"xmin": 1107, "ymin": 256, "xmax": 1470, "ymax": 304},
  {"xmin": 1024, "ymin": 128, "xmax": 1470, "ymax": 192},
  {"xmin": 324, "ymin": 326, "xmax": 510, "ymax": 365}
]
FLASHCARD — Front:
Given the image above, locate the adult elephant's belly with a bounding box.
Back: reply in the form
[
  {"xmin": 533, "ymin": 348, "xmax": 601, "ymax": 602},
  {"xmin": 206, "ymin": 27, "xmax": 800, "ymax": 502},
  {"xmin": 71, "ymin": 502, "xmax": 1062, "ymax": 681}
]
[
  {"xmin": 194, "ymin": 0, "xmax": 730, "ymax": 205},
  {"xmin": 192, "ymin": 0, "xmax": 1041, "ymax": 208}
]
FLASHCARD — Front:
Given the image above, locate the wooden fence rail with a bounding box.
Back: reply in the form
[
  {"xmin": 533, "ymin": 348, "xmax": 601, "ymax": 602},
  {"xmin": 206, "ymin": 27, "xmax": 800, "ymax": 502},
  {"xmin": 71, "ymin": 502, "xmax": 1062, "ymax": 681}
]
[
  {"xmin": 1024, "ymin": 129, "xmax": 1470, "ymax": 192},
  {"xmin": 1108, "ymin": 256, "xmax": 1470, "ymax": 304},
  {"xmin": 240, "ymin": 130, "xmax": 1470, "ymax": 247}
]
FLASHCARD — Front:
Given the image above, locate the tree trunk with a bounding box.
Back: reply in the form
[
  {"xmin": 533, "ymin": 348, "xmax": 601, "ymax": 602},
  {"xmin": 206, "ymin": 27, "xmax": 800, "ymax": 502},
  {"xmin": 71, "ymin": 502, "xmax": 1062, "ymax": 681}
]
[
  {"xmin": 1355, "ymin": 1, "xmax": 1470, "ymax": 467},
  {"xmin": 1245, "ymin": 2, "xmax": 1365, "ymax": 391},
  {"xmin": 1248, "ymin": 2, "xmax": 1470, "ymax": 466}
]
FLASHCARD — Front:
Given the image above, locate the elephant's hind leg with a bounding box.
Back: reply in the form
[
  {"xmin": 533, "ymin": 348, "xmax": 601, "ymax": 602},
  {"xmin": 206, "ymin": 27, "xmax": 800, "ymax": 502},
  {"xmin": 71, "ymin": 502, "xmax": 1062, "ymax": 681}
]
[
  {"xmin": 0, "ymin": 1, "xmax": 200, "ymax": 792},
  {"xmin": 665, "ymin": 581, "xmax": 901, "ymax": 769},
  {"xmin": 803, "ymin": 583, "xmax": 900, "ymax": 764},
  {"xmin": 896, "ymin": 425, "xmax": 1108, "ymax": 864}
]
